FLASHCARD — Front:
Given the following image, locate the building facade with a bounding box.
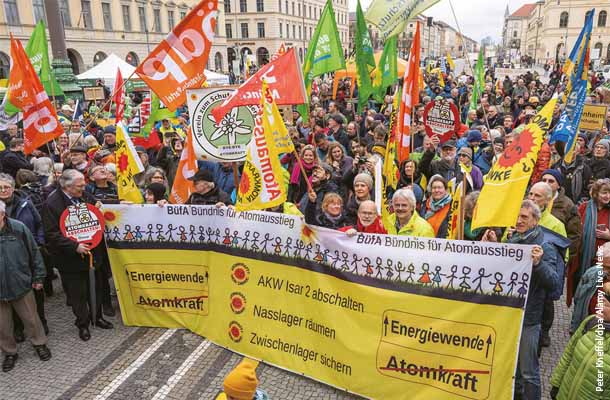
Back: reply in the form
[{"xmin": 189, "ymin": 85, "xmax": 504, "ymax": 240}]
[
  {"xmin": 0, "ymin": 0, "xmax": 229, "ymax": 79},
  {"xmin": 502, "ymin": 1, "xmax": 610, "ymax": 66},
  {"xmin": 223, "ymin": 0, "xmax": 349, "ymax": 72}
]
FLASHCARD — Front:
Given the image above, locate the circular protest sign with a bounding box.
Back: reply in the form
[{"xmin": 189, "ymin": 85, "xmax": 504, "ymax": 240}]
[
  {"xmin": 60, "ymin": 203, "xmax": 105, "ymax": 248},
  {"xmin": 187, "ymin": 87, "xmax": 257, "ymax": 162},
  {"xmin": 423, "ymin": 99, "xmax": 459, "ymax": 143}
]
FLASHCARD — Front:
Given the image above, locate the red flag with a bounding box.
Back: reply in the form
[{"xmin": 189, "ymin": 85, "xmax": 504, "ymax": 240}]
[
  {"xmin": 139, "ymin": 93, "xmax": 151, "ymax": 127},
  {"xmin": 211, "ymin": 48, "xmax": 306, "ymax": 122},
  {"xmin": 6, "ymin": 35, "xmax": 63, "ymax": 154},
  {"xmin": 113, "ymin": 69, "xmax": 125, "ymax": 123},
  {"xmin": 135, "ymin": 0, "xmax": 218, "ymax": 111},
  {"xmin": 132, "ymin": 129, "xmax": 161, "ymax": 150},
  {"xmin": 169, "ymin": 128, "xmax": 197, "ymax": 204},
  {"xmin": 396, "ymin": 22, "xmax": 421, "ymax": 163},
  {"xmin": 270, "ymin": 43, "xmax": 287, "ymax": 62}
]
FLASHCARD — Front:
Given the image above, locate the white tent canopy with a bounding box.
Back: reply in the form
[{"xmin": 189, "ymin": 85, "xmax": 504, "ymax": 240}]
[
  {"xmin": 76, "ymin": 53, "xmax": 136, "ymax": 82},
  {"xmin": 204, "ymin": 69, "xmax": 229, "ymax": 86}
]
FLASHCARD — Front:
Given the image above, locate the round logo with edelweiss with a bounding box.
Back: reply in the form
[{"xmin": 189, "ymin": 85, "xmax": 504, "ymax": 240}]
[
  {"xmin": 228, "ymin": 321, "xmax": 243, "ymax": 343},
  {"xmin": 230, "ymin": 292, "xmax": 247, "ymax": 314},
  {"xmin": 231, "ymin": 263, "xmax": 250, "ymax": 285},
  {"xmin": 187, "ymin": 88, "xmax": 257, "ymax": 161}
]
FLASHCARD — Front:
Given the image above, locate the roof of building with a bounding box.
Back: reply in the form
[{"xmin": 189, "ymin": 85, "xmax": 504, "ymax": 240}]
[{"xmin": 510, "ymin": 4, "xmax": 536, "ymax": 18}]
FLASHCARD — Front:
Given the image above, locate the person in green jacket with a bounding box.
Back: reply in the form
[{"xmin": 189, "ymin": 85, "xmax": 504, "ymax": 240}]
[
  {"xmin": 550, "ymin": 297, "xmax": 610, "ymax": 399},
  {"xmin": 384, "ymin": 188, "xmax": 435, "ymax": 238}
]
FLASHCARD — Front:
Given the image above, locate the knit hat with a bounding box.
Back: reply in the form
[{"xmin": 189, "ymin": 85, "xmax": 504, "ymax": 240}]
[
  {"xmin": 103, "ymin": 126, "xmax": 116, "ymax": 135},
  {"xmin": 223, "ymin": 361, "xmax": 259, "ymax": 400},
  {"xmin": 466, "ymin": 130, "xmax": 482, "ymax": 143},
  {"xmin": 541, "ymin": 169, "xmax": 564, "ymax": 186},
  {"xmin": 354, "ymin": 173, "xmax": 374, "ymax": 190},
  {"xmin": 597, "ymin": 139, "xmax": 610, "ymax": 153},
  {"xmin": 578, "ymin": 133, "xmax": 588, "ymax": 145},
  {"xmin": 458, "ymin": 147, "xmax": 473, "ymax": 160},
  {"xmin": 189, "ymin": 169, "xmax": 214, "ymax": 183}
]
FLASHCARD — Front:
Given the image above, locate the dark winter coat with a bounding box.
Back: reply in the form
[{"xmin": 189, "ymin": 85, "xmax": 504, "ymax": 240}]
[
  {"xmin": 4, "ymin": 190, "xmax": 44, "ymax": 245},
  {"xmin": 1, "ymin": 150, "xmax": 32, "ymax": 178},
  {"xmin": 186, "ymin": 186, "xmax": 232, "ymax": 206},
  {"xmin": 0, "ymin": 217, "xmax": 45, "ymax": 301}
]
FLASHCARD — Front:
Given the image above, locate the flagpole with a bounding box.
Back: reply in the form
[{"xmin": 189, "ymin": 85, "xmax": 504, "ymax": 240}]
[
  {"xmin": 69, "ymin": 68, "xmax": 138, "ymax": 149},
  {"xmin": 448, "ymin": 0, "xmax": 491, "ymax": 129},
  {"xmin": 292, "ymin": 148, "xmax": 314, "ymax": 194}
]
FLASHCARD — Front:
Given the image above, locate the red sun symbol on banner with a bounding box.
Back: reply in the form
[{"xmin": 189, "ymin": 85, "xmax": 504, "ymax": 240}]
[
  {"xmin": 239, "ymin": 174, "xmax": 250, "ymax": 195},
  {"xmin": 228, "ymin": 321, "xmax": 243, "ymax": 343},
  {"xmin": 117, "ymin": 153, "xmax": 129, "ymax": 173},
  {"xmin": 497, "ymin": 127, "xmax": 536, "ymax": 169},
  {"xmin": 230, "ymin": 292, "xmax": 246, "ymax": 314},
  {"xmin": 231, "ymin": 263, "xmax": 250, "ymax": 285}
]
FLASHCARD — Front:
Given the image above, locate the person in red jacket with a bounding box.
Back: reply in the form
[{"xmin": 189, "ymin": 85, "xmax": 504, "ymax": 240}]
[{"xmin": 341, "ymin": 200, "xmax": 387, "ymax": 235}]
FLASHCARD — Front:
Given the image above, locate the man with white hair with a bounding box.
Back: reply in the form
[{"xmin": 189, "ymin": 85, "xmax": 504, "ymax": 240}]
[
  {"xmin": 383, "ymin": 188, "xmax": 434, "ymax": 237},
  {"xmin": 42, "ymin": 170, "xmax": 114, "ymax": 342},
  {"xmin": 0, "ymin": 200, "xmax": 51, "ymax": 372}
]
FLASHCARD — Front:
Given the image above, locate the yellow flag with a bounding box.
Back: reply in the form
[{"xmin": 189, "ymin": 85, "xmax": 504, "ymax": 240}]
[
  {"xmin": 446, "ymin": 52, "xmax": 455, "ymax": 70},
  {"xmin": 472, "ymin": 96, "xmax": 558, "ymax": 229},
  {"xmin": 447, "ymin": 182, "xmax": 462, "ymax": 240},
  {"xmin": 115, "ymin": 123, "xmax": 144, "ymax": 203},
  {"xmin": 262, "ymin": 86, "xmax": 294, "ymax": 155},
  {"xmin": 235, "ymin": 81, "xmax": 289, "ymax": 211}
]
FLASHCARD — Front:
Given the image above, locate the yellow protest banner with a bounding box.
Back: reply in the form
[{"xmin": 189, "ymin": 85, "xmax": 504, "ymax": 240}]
[
  {"xmin": 578, "ymin": 103, "xmax": 608, "ymax": 131},
  {"xmin": 472, "ymin": 97, "xmax": 557, "ymax": 229},
  {"xmin": 105, "ymin": 204, "xmax": 533, "ymax": 400}
]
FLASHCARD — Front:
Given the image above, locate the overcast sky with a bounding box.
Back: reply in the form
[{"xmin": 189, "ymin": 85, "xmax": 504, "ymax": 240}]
[{"xmin": 351, "ymin": 0, "xmax": 533, "ymax": 43}]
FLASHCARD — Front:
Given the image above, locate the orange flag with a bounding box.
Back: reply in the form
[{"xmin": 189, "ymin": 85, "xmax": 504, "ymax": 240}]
[
  {"xmin": 6, "ymin": 34, "xmax": 63, "ymax": 154},
  {"xmin": 396, "ymin": 22, "xmax": 421, "ymax": 163},
  {"xmin": 169, "ymin": 128, "xmax": 197, "ymax": 204},
  {"xmin": 113, "ymin": 68, "xmax": 125, "ymax": 123},
  {"xmin": 136, "ymin": 0, "xmax": 219, "ymax": 111}
]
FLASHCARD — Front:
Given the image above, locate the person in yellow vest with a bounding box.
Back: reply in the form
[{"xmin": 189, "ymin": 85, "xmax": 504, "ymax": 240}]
[
  {"xmin": 527, "ymin": 181, "xmax": 568, "ymax": 350},
  {"xmin": 216, "ymin": 359, "xmax": 269, "ymax": 400},
  {"xmin": 384, "ymin": 188, "xmax": 434, "ymax": 238}
]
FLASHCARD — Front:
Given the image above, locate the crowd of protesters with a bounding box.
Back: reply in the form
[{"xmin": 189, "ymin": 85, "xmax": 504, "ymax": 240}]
[{"xmin": 0, "ymin": 62, "xmax": 608, "ymax": 400}]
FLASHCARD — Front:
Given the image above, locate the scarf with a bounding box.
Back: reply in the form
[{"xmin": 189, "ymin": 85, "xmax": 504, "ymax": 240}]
[
  {"xmin": 357, "ymin": 216, "xmax": 387, "ymax": 234},
  {"xmin": 507, "ymin": 225, "xmax": 541, "ymax": 245},
  {"xmin": 580, "ymin": 200, "xmax": 598, "ymax": 275},
  {"xmin": 323, "ymin": 212, "xmax": 343, "ymax": 225},
  {"xmin": 424, "ymin": 194, "xmax": 452, "ymax": 219},
  {"xmin": 289, "ymin": 160, "xmax": 315, "ymax": 185}
]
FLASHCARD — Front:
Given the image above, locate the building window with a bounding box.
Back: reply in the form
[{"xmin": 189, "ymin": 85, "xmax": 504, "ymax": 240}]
[
  {"xmin": 599, "ymin": 10, "xmax": 607, "ymax": 27},
  {"xmin": 59, "ymin": 0, "xmax": 71, "ymax": 26},
  {"xmin": 298, "ymin": 25, "xmax": 301, "ymax": 39},
  {"xmin": 180, "ymin": 11, "xmax": 186, "ymax": 20},
  {"xmin": 122, "ymin": 5, "xmax": 131, "ymax": 31},
  {"xmin": 559, "ymin": 11, "xmax": 568, "ymax": 28},
  {"xmin": 279, "ymin": 22, "xmax": 282, "ymax": 38},
  {"xmin": 285, "ymin": 1, "xmax": 288, "ymax": 15},
  {"xmin": 241, "ymin": 23, "xmax": 248, "ymax": 38},
  {"xmin": 81, "ymin": 0, "xmax": 93, "ymax": 28},
  {"xmin": 278, "ymin": 0, "xmax": 281, "ymax": 12},
  {"xmin": 257, "ymin": 22, "xmax": 265, "ymax": 38},
  {"xmin": 224, "ymin": 0, "xmax": 230, "ymax": 13},
  {"xmin": 153, "ymin": 8, "xmax": 162, "ymax": 32},
  {"xmin": 292, "ymin": 25, "xmax": 295, "ymax": 38},
  {"xmin": 3, "ymin": 0, "xmax": 20, "ymax": 25},
  {"xmin": 101, "ymin": 2, "xmax": 112, "ymax": 30},
  {"xmin": 309, "ymin": 26, "xmax": 311, "ymax": 38},
  {"xmin": 226, "ymin": 23, "xmax": 232, "ymax": 38},
  {"xmin": 32, "ymin": 0, "xmax": 46, "ymax": 23},
  {"xmin": 168, "ymin": 10, "xmax": 175, "ymax": 30},
  {"xmin": 292, "ymin": 2, "xmax": 294, "ymax": 15},
  {"xmin": 513, "ymin": 30, "xmax": 517, "ymax": 38},
  {"xmin": 257, "ymin": 0, "xmax": 264, "ymax": 12},
  {"xmin": 138, "ymin": 6, "xmax": 147, "ymax": 32},
  {"xmin": 240, "ymin": 0, "xmax": 247, "ymax": 12},
  {"xmin": 298, "ymin": 3, "xmax": 300, "ymax": 16}
]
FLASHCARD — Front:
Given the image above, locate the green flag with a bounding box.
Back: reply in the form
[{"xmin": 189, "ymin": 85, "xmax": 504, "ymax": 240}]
[
  {"xmin": 469, "ymin": 49, "xmax": 484, "ymax": 112},
  {"xmin": 355, "ymin": 0, "xmax": 375, "ymax": 110},
  {"xmin": 142, "ymin": 92, "xmax": 175, "ymax": 136},
  {"xmin": 298, "ymin": 0, "xmax": 345, "ymax": 119},
  {"xmin": 26, "ymin": 21, "xmax": 64, "ymax": 97},
  {"xmin": 366, "ymin": 0, "xmax": 440, "ymax": 41},
  {"xmin": 372, "ymin": 35, "xmax": 397, "ymax": 102}
]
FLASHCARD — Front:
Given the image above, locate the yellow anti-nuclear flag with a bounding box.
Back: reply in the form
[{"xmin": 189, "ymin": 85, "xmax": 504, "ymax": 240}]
[
  {"xmin": 235, "ymin": 81, "xmax": 290, "ymax": 211},
  {"xmin": 446, "ymin": 52, "xmax": 455, "ymax": 70},
  {"xmin": 472, "ymin": 96, "xmax": 558, "ymax": 230},
  {"xmin": 115, "ymin": 122, "xmax": 144, "ymax": 203}
]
